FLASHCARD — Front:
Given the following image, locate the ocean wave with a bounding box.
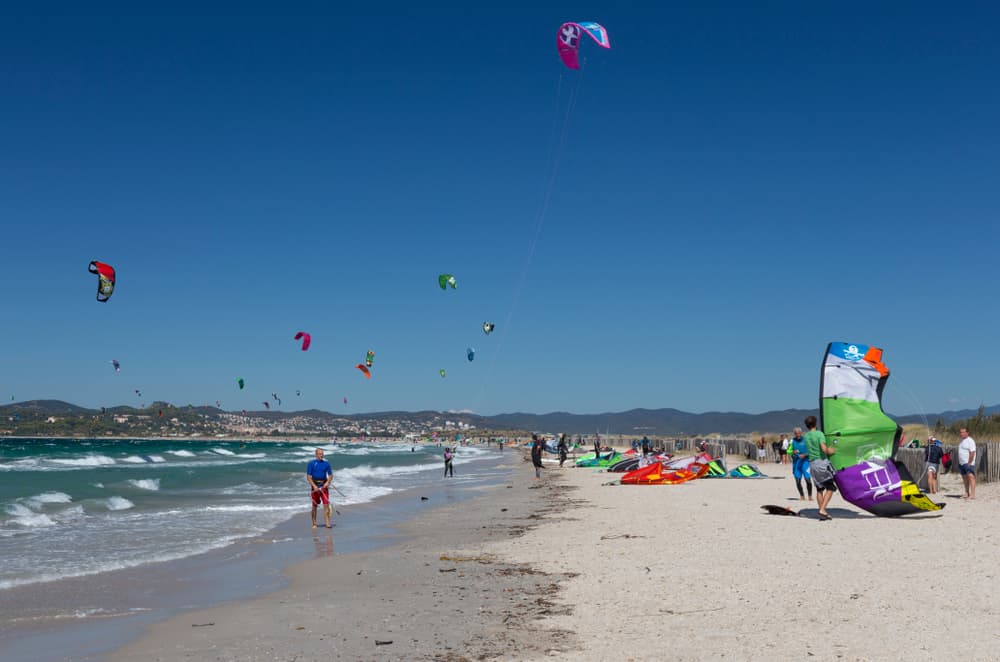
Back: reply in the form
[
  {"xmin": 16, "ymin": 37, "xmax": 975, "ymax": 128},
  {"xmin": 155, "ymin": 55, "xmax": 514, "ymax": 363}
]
[
  {"xmin": 211, "ymin": 448, "xmax": 236, "ymax": 456},
  {"xmin": 121, "ymin": 455, "xmax": 166, "ymax": 464},
  {"xmin": 0, "ymin": 458, "xmax": 40, "ymax": 471},
  {"xmin": 0, "ymin": 534, "xmax": 250, "ymax": 590},
  {"xmin": 24, "ymin": 492, "xmax": 73, "ymax": 509},
  {"xmin": 127, "ymin": 479, "xmax": 161, "ymax": 491},
  {"xmin": 93, "ymin": 483, "xmax": 105, "ymax": 488},
  {"xmin": 335, "ymin": 461, "xmax": 441, "ymax": 481},
  {"xmin": 48, "ymin": 455, "xmax": 116, "ymax": 467},
  {"xmin": 3, "ymin": 503, "xmax": 56, "ymax": 528},
  {"xmin": 105, "ymin": 497, "xmax": 135, "ymax": 511},
  {"xmin": 167, "ymin": 449, "xmax": 196, "ymax": 457}
]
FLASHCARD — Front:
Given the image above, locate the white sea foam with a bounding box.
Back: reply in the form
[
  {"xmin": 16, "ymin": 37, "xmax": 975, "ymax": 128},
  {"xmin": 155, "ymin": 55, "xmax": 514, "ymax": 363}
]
[
  {"xmin": 200, "ymin": 504, "xmax": 302, "ymax": 513},
  {"xmin": 105, "ymin": 497, "xmax": 135, "ymax": 511},
  {"xmin": 127, "ymin": 479, "xmax": 160, "ymax": 491},
  {"xmin": 93, "ymin": 483, "xmax": 105, "ymax": 488},
  {"xmin": 4, "ymin": 503, "xmax": 56, "ymax": 528},
  {"xmin": 211, "ymin": 448, "xmax": 236, "ymax": 456},
  {"xmin": 48, "ymin": 455, "xmax": 116, "ymax": 467},
  {"xmin": 167, "ymin": 449, "xmax": 196, "ymax": 457}
]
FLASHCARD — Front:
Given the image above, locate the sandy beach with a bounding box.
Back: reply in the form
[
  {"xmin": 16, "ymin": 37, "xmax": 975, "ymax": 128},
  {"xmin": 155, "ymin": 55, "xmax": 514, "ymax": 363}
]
[
  {"xmin": 108, "ymin": 450, "xmax": 578, "ymax": 661},
  {"xmin": 105, "ymin": 445, "xmax": 1000, "ymax": 662}
]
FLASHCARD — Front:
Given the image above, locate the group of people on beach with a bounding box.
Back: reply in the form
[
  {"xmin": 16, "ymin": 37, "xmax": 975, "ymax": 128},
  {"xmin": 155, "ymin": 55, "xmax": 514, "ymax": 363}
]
[{"xmin": 785, "ymin": 417, "xmax": 979, "ymax": 520}]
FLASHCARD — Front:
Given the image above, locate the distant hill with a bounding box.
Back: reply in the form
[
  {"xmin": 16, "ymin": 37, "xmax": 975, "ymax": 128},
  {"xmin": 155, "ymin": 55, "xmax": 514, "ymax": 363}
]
[
  {"xmin": 483, "ymin": 408, "xmax": 817, "ymax": 435},
  {"xmin": 0, "ymin": 400, "xmax": 94, "ymax": 415},
  {"xmin": 2, "ymin": 400, "xmax": 996, "ymax": 435}
]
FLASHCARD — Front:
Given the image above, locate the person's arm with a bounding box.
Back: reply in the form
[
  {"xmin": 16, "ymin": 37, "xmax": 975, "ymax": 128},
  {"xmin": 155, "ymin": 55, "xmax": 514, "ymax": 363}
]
[
  {"xmin": 820, "ymin": 439, "xmax": 836, "ymax": 456},
  {"xmin": 970, "ymin": 446, "xmax": 976, "ymax": 464}
]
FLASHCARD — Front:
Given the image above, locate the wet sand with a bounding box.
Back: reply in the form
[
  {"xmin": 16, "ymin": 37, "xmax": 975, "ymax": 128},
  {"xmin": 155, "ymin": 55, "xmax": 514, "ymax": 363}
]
[{"xmin": 109, "ymin": 451, "xmax": 577, "ymax": 661}]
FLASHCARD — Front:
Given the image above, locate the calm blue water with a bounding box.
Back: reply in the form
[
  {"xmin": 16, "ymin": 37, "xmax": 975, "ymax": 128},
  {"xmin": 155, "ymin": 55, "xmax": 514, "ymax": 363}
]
[{"xmin": 0, "ymin": 438, "xmax": 490, "ymax": 590}]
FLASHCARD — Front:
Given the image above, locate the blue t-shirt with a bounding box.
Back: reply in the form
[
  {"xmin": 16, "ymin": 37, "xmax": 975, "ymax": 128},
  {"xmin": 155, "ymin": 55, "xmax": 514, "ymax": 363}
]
[
  {"xmin": 307, "ymin": 459, "xmax": 332, "ymax": 484},
  {"xmin": 791, "ymin": 437, "xmax": 809, "ymax": 461}
]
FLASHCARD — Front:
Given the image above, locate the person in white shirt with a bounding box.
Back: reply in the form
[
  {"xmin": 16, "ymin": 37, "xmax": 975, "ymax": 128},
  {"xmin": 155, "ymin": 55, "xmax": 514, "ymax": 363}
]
[
  {"xmin": 957, "ymin": 427, "xmax": 977, "ymax": 500},
  {"xmin": 780, "ymin": 437, "xmax": 790, "ymax": 464}
]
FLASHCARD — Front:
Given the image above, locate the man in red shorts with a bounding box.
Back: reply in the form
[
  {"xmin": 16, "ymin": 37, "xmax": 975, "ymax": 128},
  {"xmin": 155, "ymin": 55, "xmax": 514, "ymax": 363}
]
[{"xmin": 307, "ymin": 448, "xmax": 333, "ymax": 528}]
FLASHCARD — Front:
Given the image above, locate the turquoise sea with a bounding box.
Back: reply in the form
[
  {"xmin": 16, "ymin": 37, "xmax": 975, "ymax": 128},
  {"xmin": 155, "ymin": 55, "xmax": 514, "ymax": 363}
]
[{"xmin": 0, "ymin": 438, "xmax": 492, "ymax": 590}]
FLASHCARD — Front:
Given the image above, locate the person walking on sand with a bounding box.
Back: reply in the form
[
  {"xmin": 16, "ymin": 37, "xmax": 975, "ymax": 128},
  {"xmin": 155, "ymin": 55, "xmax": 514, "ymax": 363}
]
[
  {"xmin": 531, "ymin": 435, "xmax": 544, "ymax": 479},
  {"xmin": 443, "ymin": 446, "xmax": 454, "ymax": 477},
  {"xmin": 804, "ymin": 416, "xmax": 837, "ymax": 521},
  {"xmin": 958, "ymin": 427, "xmax": 976, "ymax": 499},
  {"xmin": 780, "ymin": 436, "xmax": 790, "ymax": 464},
  {"xmin": 924, "ymin": 437, "xmax": 944, "ymax": 494},
  {"xmin": 789, "ymin": 427, "xmax": 812, "ymax": 501},
  {"xmin": 756, "ymin": 436, "xmax": 766, "ymax": 463},
  {"xmin": 307, "ymin": 448, "xmax": 333, "ymax": 529},
  {"xmin": 557, "ymin": 434, "xmax": 568, "ymax": 467}
]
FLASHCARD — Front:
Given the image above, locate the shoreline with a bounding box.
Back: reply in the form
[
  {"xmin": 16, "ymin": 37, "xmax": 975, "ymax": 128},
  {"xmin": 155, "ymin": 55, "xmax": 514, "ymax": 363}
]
[
  {"xmin": 107, "ymin": 450, "xmax": 579, "ymax": 661},
  {"xmin": 0, "ymin": 450, "xmax": 515, "ymax": 661}
]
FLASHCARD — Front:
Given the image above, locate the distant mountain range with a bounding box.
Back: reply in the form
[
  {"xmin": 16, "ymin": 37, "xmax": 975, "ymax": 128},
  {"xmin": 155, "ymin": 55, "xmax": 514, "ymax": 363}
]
[{"xmin": 3, "ymin": 400, "xmax": 997, "ymax": 435}]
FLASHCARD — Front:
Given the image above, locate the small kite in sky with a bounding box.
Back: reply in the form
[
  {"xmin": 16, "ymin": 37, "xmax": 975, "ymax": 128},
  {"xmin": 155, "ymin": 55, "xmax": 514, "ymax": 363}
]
[
  {"xmin": 556, "ymin": 22, "xmax": 610, "ymax": 70},
  {"xmin": 88, "ymin": 260, "xmax": 116, "ymax": 302},
  {"xmin": 262, "ymin": 401, "xmax": 270, "ymax": 410},
  {"xmin": 438, "ymin": 274, "xmax": 457, "ymax": 290},
  {"xmin": 356, "ymin": 364, "xmax": 371, "ymax": 379},
  {"xmin": 482, "ymin": 322, "xmax": 494, "ymax": 335},
  {"xmin": 439, "ymin": 369, "xmax": 446, "ymax": 378},
  {"xmin": 294, "ymin": 331, "xmax": 311, "ymax": 351},
  {"xmin": 467, "ymin": 347, "xmax": 475, "ymax": 362},
  {"xmin": 110, "ymin": 360, "xmax": 120, "ymax": 373},
  {"xmin": 237, "ymin": 378, "xmax": 245, "ymax": 390}
]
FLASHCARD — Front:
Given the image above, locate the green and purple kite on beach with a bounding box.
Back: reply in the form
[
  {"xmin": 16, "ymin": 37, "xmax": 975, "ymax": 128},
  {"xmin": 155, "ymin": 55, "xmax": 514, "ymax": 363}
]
[{"xmin": 820, "ymin": 342, "xmax": 943, "ymax": 517}]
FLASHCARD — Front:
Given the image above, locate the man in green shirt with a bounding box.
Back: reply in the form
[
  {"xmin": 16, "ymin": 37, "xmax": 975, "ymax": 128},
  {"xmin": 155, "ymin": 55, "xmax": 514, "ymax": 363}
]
[{"xmin": 804, "ymin": 415, "xmax": 837, "ymax": 521}]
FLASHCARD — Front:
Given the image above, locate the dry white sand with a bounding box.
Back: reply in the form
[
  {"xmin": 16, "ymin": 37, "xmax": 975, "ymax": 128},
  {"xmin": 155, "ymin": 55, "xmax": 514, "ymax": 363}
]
[
  {"xmin": 489, "ymin": 456, "xmax": 1000, "ymax": 661},
  {"xmin": 107, "ymin": 450, "xmax": 998, "ymax": 661}
]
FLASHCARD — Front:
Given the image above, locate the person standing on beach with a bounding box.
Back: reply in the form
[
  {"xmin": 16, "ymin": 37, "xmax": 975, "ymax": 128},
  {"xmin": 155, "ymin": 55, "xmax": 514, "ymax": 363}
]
[
  {"xmin": 756, "ymin": 437, "xmax": 766, "ymax": 463},
  {"xmin": 443, "ymin": 447, "xmax": 454, "ymax": 477},
  {"xmin": 804, "ymin": 416, "xmax": 837, "ymax": 520},
  {"xmin": 789, "ymin": 427, "xmax": 812, "ymax": 501},
  {"xmin": 780, "ymin": 436, "xmax": 790, "ymax": 464},
  {"xmin": 531, "ymin": 435, "xmax": 544, "ymax": 479},
  {"xmin": 557, "ymin": 434, "xmax": 568, "ymax": 467},
  {"xmin": 307, "ymin": 448, "xmax": 333, "ymax": 529},
  {"xmin": 958, "ymin": 427, "xmax": 976, "ymax": 499},
  {"xmin": 924, "ymin": 437, "xmax": 944, "ymax": 494}
]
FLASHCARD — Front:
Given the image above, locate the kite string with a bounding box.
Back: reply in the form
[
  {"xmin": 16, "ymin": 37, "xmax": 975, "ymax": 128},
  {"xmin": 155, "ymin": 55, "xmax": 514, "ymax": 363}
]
[{"xmin": 475, "ymin": 67, "xmax": 586, "ymax": 408}]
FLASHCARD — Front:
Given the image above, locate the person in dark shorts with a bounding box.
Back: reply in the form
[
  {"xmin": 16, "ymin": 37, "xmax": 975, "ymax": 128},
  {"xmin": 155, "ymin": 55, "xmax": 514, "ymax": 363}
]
[
  {"xmin": 804, "ymin": 415, "xmax": 837, "ymax": 521},
  {"xmin": 443, "ymin": 447, "xmax": 454, "ymax": 477},
  {"xmin": 531, "ymin": 435, "xmax": 544, "ymax": 479},
  {"xmin": 924, "ymin": 437, "xmax": 944, "ymax": 494},
  {"xmin": 557, "ymin": 434, "xmax": 568, "ymax": 467},
  {"xmin": 307, "ymin": 447, "xmax": 333, "ymax": 529}
]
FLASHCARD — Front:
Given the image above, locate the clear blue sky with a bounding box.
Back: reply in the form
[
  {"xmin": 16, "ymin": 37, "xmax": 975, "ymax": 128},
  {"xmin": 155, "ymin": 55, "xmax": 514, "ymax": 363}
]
[{"xmin": 2, "ymin": 2, "xmax": 998, "ymax": 416}]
